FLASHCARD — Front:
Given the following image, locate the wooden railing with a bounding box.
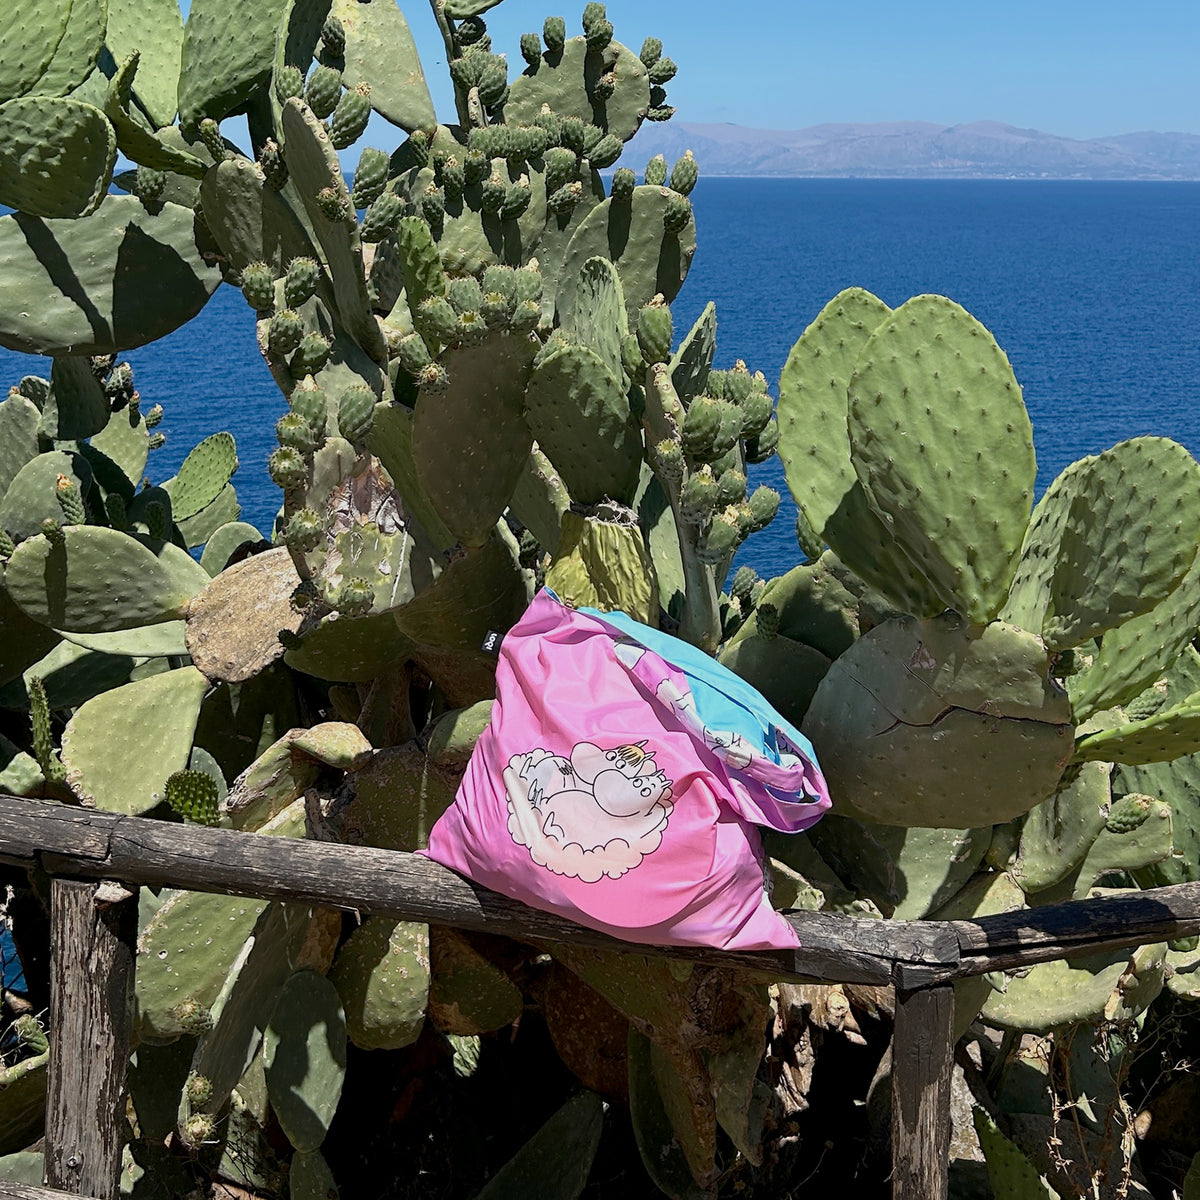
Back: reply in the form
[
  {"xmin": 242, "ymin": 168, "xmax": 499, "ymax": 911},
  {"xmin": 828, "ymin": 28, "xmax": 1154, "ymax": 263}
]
[{"xmin": 2, "ymin": 793, "xmax": 1200, "ymax": 1200}]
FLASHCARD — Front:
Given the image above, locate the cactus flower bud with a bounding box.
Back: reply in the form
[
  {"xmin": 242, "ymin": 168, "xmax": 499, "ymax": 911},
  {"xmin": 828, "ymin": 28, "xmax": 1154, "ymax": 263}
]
[
  {"xmin": 184, "ymin": 1073, "xmax": 214, "ymax": 1107},
  {"xmin": 637, "ymin": 294, "xmax": 673, "ymax": 365},
  {"xmin": 170, "ymin": 999, "xmax": 214, "ymax": 1037},
  {"xmin": 644, "ymin": 154, "xmax": 668, "ymax": 187},
  {"xmin": 316, "ymin": 185, "xmax": 351, "ymax": 223},
  {"xmin": 669, "ymin": 150, "xmax": 698, "ymax": 196},
  {"xmin": 182, "ymin": 1113, "xmax": 215, "ymax": 1147},
  {"xmin": 418, "ymin": 363, "xmax": 451, "ymax": 393}
]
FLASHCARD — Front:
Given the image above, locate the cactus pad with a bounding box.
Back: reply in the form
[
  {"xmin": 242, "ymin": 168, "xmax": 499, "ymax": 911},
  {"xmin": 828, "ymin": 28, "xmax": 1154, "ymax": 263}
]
[
  {"xmin": 846, "ymin": 295, "xmax": 1036, "ymax": 623},
  {"xmin": 545, "ymin": 508, "xmax": 658, "ymax": 625},
  {"xmin": 0, "ymin": 197, "xmax": 222, "ymax": 355},
  {"xmin": 802, "ymin": 614, "xmax": 1073, "ymax": 827}
]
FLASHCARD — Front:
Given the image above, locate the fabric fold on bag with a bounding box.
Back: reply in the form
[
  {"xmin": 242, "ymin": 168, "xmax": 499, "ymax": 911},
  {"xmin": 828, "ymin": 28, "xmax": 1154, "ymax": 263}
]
[{"xmin": 420, "ymin": 589, "xmax": 832, "ymax": 951}]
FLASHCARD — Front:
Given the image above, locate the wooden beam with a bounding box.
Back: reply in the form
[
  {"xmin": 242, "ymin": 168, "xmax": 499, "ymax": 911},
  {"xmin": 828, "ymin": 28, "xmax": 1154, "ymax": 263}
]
[
  {"xmin": 0, "ymin": 1186, "xmax": 100, "ymax": 1200},
  {"xmin": 0, "ymin": 796, "xmax": 954, "ymax": 986},
  {"xmin": 6, "ymin": 795, "xmax": 1200, "ymax": 986},
  {"xmin": 891, "ymin": 984, "xmax": 954, "ymax": 1200},
  {"xmin": 44, "ymin": 881, "xmax": 136, "ymax": 1200}
]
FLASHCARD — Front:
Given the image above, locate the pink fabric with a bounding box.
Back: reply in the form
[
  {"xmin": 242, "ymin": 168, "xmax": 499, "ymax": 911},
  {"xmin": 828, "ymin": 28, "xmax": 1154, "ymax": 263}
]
[{"xmin": 420, "ymin": 591, "xmax": 831, "ymax": 951}]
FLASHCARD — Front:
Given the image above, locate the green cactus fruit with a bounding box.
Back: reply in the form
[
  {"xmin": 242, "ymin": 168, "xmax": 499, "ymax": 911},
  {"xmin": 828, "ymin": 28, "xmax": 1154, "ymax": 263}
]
[
  {"xmin": 241, "ymin": 262, "xmax": 275, "ymax": 314},
  {"xmin": 653, "ymin": 439, "xmax": 685, "ymax": 486},
  {"xmin": 592, "ymin": 70, "xmax": 616, "ymax": 101},
  {"xmin": 305, "ymin": 65, "xmax": 343, "ymax": 120},
  {"xmin": 715, "ymin": 469, "xmax": 748, "ymax": 509},
  {"xmin": 336, "ymin": 577, "xmax": 375, "ymax": 617},
  {"xmin": 448, "ymin": 277, "xmax": 485, "ymax": 315},
  {"xmin": 1127, "ymin": 683, "xmax": 1168, "ymax": 721},
  {"xmin": 198, "ymin": 119, "xmax": 227, "ymax": 164},
  {"xmin": 143, "ymin": 500, "xmax": 168, "ymax": 540},
  {"xmin": 746, "ymin": 486, "xmax": 781, "ymax": 533},
  {"xmin": 421, "ymin": 184, "xmax": 446, "ymax": 225},
  {"xmin": 731, "ymin": 565, "xmax": 758, "ymax": 603},
  {"xmin": 744, "ymin": 417, "xmax": 779, "ymax": 464},
  {"xmin": 416, "ymin": 295, "xmax": 459, "ymax": 346},
  {"xmin": 647, "ymin": 104, "xmax": 677, "ymax": 123},
  {"xmin": 739, "ymin": 387, "xmax": 774, "ymax": 439},
  {"xmin": 650, "ymin": 85, "xmax": 669, "ymax": 108},
  {"xmin": 134, "ymin": 167, "xmax": 167, "ymax": 205},
  {"xmin": 663, "ymin": 190, "xmax": 692, "ymax": 233},
  {"xmin": 104, "ymin": 490, "xmax": 126, "ymax": 528},
  {"xmin": 645, "ymin": 154, "xmax": 668, "ymax": 186},
  {"xmin": 267, "ymin": 309, "xmax": 304, "ymax": 358},
  {"xmin": 259, "ymin": 138, "xmax": 288, "ymax": 190},
  {"xmin": 560, "ymin": 115, "xmax": 585, "ymax": 154},
  {"xmin": 479, "ymin": 173, "xmax": 505, "ymax": 215},
  {"xmin": 292, "ymin": 332, "xmax": 332, "ymax": 376},
  {"xmin": 581, "ymin": 123, "xmax": 605, "ymax": 158},
  {"xmin": 544, "ymin": 147, "xmax": 578, "ymax": 194},
  {"xmin": 724, "ymin": 360, "xmax": 753, "ymax": 404},
  {"xmin": 441, "ymin": 156, "xmax": 465, "ymax": 201},
  {"xmin": 284, "ymin": 508, "xmax": 323, "ymax": 554},
  {"xmin": 501, "ymin": 180, "xmax": 533, "ymax": 220},
  {"xmin": 418, "ymin": 363, "xmax": 451, "ymax": 394},
  {"xmin": 480, "ymin": 292, "xmax": 509, "ymax": 330},
  {"xmin": 1106, "ymin": 793, "xmax": 1153, "ymax": 834},
  {"xmin": 637, "ymin": 295, "xmax": 673, "ymax": 364},
  {"xmin": 275, "ymin": 65, "xmax": 305, "ymax": 103},
  {"xmin": 164, "ymin": 769, "xmax": 220, "ymax": 826},
  {"xmin": 457, "ymin": 15, "xmax": 488, "ymax": 45},
  {"xmin": 650, "ymin": 57, "xmax": 678, "ymax": 85},
  {"xmin": 681, "ymin": 396, "xmax": 720, "ymax": 456},
  {"xmin": 795, "ymin": 508, "xmax": 824, "ymax": 560},
  {"xmin": 54, "ymin": 474, "xmax": 85, "ymax": 525},
  {"xmin": 601, "ymin": 170, "xmax": 634, "ymax": 207},
  {"xmin": 588, "ymin": 134, "xmax": 623, "ymax": 169},
  {"xmin": 147, "ymin": 432, "xmax": 166, "ymax": 451},
  {"xmin": 707, "ymin": 399, "xmax": 743, "ymax": 459},
  {"xmin": 338, "ymin": 385, "xmax": 376, "ymax": 446},
  {"xmin": 405, "ymin": 130, "xmax": 430, "ymax": 167},
  {"xmin": 290, "ymin": 380, "xmax": 328, "ymax": 437},
  {"xmin": 679, "ymin": 466, "xmax": 718, "ymax": 524},
  {"xmin": 276, "ymin": 412, "xmax": 320, "ymax": 454},
  {"xmin": 0, "ymin": 529, "xmax": 14, "ymax": 560},
  {"xmin": 396, "ymin": 333, "xmax": 433, "ymax": 378},
  {"xmin": 640, "ymin": 36, "xmax": 663, "ymax": 67},
  {"xmin": 477, "ymin": 56, "xmax": 509, "ymax": 108},
  {"xmin": 359, "ymin": 191, "xmax": 403, "ymax": 242},
  {"xmin": 585, "ymin": 17, "xmax": 613, "ymax": 49},
  {"xmin": 144, "ymin": 403, "xmax": 164, "ymax": 430},
  {"xmin": 756, "ymin": 602, "xmax": 779, "ymax": 640},
  {"xmin": 544, "ymin": 15, "xmax": 567, "ymax": 50},
  {"xmin": 510, "ymin": 298, "xmax": 541, "ymax": 334},
  {"xmin": 316, "ymin": 185, "xmax": 351, "ymax": 223},
  {"xmin": 548, "ymin": 181, "xmax": 585, "ymax": 216},
  {"xmin": 284, "ymin": 257, "xmax": 320, "ymax": 308},
  {"xmin": 669, "ymin": 151, "xmax": 698, "ymax": 196},
  {"xmin": 321, "ymin": 14, "xmax": 346, "ymax": 57},
  {"xmin": 699, "ymin": 507, "xmax": 742, "ymax": 565},
  {"xmin": 512, "ymin": 267, "xmax": 543, "ymax": 306},
  {"xmin": 457, "ymin": 311, "xmax": 488, "ymax": 344},
  {"xmin": 520, "ymin": 31, "xmax": 542, "ymax": 66},
  {"xmin": 482, "ymin": 265, "xmax": 517, "ymax": 302},
  {"xmin": 269, "ymin": 447, "xmax": 307, "ymax": 491},
  {"xmin": 352, "ymin": 147, "xmax": 389, "ymax": 209}
]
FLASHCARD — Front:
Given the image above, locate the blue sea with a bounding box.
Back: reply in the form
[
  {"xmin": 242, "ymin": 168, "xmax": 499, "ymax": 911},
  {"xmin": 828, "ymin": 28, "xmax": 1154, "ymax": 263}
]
[{"xmin": 3, "ymin": 179, "xmax": 1199, "ymax": 581}]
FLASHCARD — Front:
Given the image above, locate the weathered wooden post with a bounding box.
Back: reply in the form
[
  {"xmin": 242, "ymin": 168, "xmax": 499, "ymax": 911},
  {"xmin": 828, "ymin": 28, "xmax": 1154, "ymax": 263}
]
[
  {"xmin": 43, "ymin": 880, "xmax": 137, "ymax": 1200},
  {"xmin": 891, "ymin": 984, "xmax": 955, "ymax": 1200}
]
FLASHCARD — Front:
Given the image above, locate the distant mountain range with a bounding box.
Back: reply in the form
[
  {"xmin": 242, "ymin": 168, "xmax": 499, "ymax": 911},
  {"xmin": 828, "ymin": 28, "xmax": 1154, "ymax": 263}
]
[{"xmin": 626, "ymin": 121, "xmax": 1200, "ymax": 180}]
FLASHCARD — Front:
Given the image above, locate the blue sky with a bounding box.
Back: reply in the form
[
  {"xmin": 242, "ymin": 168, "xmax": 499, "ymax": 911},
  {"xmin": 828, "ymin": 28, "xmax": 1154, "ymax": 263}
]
[{"xmin": 178, "ymin": 0, "xmax": 1200, "ymax": 138}]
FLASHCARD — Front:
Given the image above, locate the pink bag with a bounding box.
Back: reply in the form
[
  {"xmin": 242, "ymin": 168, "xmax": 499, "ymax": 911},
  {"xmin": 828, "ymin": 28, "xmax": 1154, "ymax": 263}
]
[{"xmin": 420, "ymin": 590, "xmax": 831, "ymax": 951}]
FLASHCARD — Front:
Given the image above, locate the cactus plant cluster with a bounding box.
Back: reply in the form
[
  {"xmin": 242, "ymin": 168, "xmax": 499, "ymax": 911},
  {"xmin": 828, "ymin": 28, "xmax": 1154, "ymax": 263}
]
[{"xmin": 2, "ymin": 1, "xmax": 1200, "ymax": 1198}]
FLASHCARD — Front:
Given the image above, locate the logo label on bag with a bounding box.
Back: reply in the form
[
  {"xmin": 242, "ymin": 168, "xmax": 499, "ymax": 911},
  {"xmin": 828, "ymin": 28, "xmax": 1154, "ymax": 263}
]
[{"xmin": 503, "ymin": 741, "xmax": 674, "ymax": 884}]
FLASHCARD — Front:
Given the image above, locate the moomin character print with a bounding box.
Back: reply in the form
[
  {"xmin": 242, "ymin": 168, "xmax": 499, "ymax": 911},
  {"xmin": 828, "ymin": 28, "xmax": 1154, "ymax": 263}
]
[{"xmin": 503, "ymin": 740, "xmax": 674, "ymax": 883}]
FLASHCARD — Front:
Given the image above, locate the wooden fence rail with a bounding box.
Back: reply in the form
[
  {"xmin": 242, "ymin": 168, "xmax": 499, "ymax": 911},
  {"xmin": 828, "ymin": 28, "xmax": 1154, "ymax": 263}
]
[{"xmin": 2, "ymin": 793, "xmax": 1200, "ymax": 1199}]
